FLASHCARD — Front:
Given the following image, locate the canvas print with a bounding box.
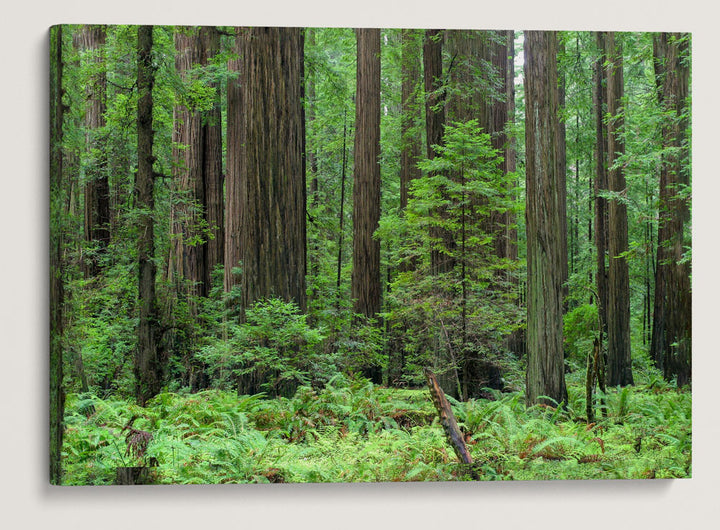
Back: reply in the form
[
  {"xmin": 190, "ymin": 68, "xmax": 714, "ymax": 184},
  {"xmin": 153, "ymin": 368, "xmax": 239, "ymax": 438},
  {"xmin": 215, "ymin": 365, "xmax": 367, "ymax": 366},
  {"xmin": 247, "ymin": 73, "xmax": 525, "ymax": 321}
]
[{"xmin": 49, "ymin": 25, "xmax": 691, "ymax": 485}]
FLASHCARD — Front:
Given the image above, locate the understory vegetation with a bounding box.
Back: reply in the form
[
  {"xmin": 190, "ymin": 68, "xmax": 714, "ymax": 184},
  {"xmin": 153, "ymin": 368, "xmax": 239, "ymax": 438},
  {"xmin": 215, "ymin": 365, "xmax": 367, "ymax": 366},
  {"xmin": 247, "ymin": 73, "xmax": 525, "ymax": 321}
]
[{"xmin": 63, "ymin": 373, "xmax": 690, "ymax": 484}]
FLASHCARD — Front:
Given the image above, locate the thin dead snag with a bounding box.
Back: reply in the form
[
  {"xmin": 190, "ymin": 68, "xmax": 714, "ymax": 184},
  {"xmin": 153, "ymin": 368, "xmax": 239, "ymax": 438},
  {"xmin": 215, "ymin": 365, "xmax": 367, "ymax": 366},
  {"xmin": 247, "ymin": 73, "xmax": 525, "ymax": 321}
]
[{"xmin": 424, "ymin": 368, "xmax": 477, "ymax": 477}]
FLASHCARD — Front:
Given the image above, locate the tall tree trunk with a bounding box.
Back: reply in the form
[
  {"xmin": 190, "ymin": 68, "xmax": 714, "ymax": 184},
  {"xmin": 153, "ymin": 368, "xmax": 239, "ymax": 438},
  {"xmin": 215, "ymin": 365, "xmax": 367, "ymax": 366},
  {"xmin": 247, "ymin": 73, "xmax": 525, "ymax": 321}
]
[
  {"xmin": 523, "ymin": 30, "xmax": 568, "ymax": 407},
  {"xmin": 201, "ymin": 26, "xmax": 225, "ymax": 291},
  {"xmin": 75, "ymin": 25, "xmax": 110, "ymax": 277},
  {"xmin": 558, "ymin": 36, "xmax": 569, "ymax": 311},
  {"xmin": 604, "ymin": 32, "xmax": 633, "ymax": 387},
  {"xmin": 488, "ymin": 30, "xmax": 516, "ymax": 263},
  {"xmin": 650, "ymin": 33, "xmax": 692, "ymax": 386},
  {"xmin": 170, "ymin": 27, "xmax": 206, "ymax": 300},
  {"xmin": 135, "ymin": 25, "xmax": 162, "ymax": 406},
  {"xmin": 49, "ymin": 24, "xmax": 66, "ymax": 485},
  {"xmin": 170, "ymin": 26, "xmax": 224, "ymax": 301},
  {"xmin": 352, "ymin": 28, "xmax": 382, "ymax": 383},
  {"xmin": 400, "ymin": 28, "xmax": 422, "ymax": 212},
  {"xmin": 503, "ymin": 30, "xmax": 518, "ymax": 265},
  {"xmin": 423, "ymin": 29, "xmax": 454, "ymax": 275},
  {"xmin": 445, "ymin": 30, "xmax": 484, "ymax": 124},
  {"xmin": 224, "ymin": 27, "xmax": 244, "ymax": 294},
  {"xmin": 424, "ymin": 29, "xmax": 445, "ymax": 158},
  {"xmin": 502, "ymin": 30, "xmax": 524, "ymax": 358},
  {"xmin": 593, "ymin": 32, "xmax": 609, "ymax": 335},
  {"xmin": 240, "ymin": 27, "xmax": 306, "ymax": 313}
]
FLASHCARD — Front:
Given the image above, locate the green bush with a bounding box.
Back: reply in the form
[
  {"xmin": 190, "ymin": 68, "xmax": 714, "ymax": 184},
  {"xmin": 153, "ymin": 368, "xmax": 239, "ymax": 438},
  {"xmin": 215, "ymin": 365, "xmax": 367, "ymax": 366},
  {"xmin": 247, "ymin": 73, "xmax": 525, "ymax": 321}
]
[{"xmin": 197, "ymin": 298, "xmax": 328, "ymax": 396}]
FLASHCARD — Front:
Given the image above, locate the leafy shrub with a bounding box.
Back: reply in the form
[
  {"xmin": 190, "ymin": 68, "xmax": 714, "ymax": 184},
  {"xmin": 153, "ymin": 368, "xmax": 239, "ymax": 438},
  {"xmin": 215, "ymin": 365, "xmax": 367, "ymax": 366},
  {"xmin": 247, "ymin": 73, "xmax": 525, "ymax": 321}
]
[
  {"xmin": 197, "ymin": 298, "xmax": 327, "ymax": 396},
  {"xmin": 63, "ymin": 263, "xmax": 137, "ymax": 397}
]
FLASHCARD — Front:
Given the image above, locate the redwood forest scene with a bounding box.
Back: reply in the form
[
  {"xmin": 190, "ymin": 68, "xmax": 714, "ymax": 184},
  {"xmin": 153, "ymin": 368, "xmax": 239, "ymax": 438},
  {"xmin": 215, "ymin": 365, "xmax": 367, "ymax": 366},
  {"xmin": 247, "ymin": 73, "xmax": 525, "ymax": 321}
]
[{"xmin": 49, "ymin": 25, "xmax": 691, "ymax": 485}]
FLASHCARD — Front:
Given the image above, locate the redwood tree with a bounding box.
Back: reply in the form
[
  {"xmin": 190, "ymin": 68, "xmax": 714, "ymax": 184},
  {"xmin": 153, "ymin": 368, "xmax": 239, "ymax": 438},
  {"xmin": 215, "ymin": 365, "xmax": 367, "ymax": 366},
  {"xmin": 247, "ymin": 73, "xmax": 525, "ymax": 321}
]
[
  {"xmin": 238, "ymin": 27, "xmax": 306, "ymax": 313},
  {"xmin": 352, "ymin": 28, "xmax": 382, "ymax": 382},
  {"xmin": 593, "ymin": 32, "xmax": 609, "ymax": 336},
  {"xmin": 523, "ymin": 30, "xmax": 568, "ymax": 406},
  {"xmin": 75, "ymin": 25, "xmax": 110, "ymax": 277},
  {"xmin": 224, "ymin": 27, "xmax": 244, "ymax": 294},
  {"xmin": 400, "ymin": 28, "xmax": 422, "ymax": 211},
  {"xmin": 352, "ymin": 28, "xmax": 382, "ymax": 319},
  {"xmin": 650, "ymin": 32, "xmax": 691, "ymax": 385},
  {"xmin": 135, "ymin": 25, "xmax": 163, "ymax": 406},
  {"xmin": 170, "ymin": 27, "xmax": 206, "ymax": 299},
  {"xmin": 201, "ymin": 26, "xmax": 224, "ymax": 288},
  {"xmin": 493, "ymin": 30, "xmax": 518, "ymax": 264},
  {"xmin": 604, "ymin": 32, "xmax": 633, "ymax": 387},
  {"xmin": 170, "ymin": 26, "xmax": 223, "ymax": 301}
]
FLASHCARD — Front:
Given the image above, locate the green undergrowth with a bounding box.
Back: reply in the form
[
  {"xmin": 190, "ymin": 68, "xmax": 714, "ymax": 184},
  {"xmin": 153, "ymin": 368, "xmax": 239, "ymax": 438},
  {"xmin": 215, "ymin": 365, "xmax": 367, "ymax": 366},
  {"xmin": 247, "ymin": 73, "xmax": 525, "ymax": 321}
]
[{"xmin": 61, "ymin": 375, "xmax": 691, "ymax": 485}]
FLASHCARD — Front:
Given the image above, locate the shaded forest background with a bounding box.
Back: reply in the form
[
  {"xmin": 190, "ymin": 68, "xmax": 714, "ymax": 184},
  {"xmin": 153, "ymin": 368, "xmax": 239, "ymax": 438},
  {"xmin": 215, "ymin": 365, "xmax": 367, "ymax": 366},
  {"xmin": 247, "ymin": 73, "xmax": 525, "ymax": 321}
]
[{"xmin": 49, "ymin": 25, "xmax": 691, "ymax": 484}]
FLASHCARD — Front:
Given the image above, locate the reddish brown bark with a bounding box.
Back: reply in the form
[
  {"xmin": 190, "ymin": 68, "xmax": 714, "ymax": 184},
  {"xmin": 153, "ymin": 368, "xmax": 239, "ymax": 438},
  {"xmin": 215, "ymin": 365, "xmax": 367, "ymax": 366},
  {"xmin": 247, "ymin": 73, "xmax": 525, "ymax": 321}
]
[
  {"xmin": 650, "ymin": 33, "xmax": 691, "ymax": 385},
  {"xmin": 75, "ymin": 25, "xmax": 110, "ymax": 276},
  {"xmin": 400, "ymin": 28, "xmax": 422, "ymax": 211},
  {"xmin": 170, "ymin": 27, "xmax": 206, "ymax": 299},
  {"xmin": 239, "ymin": 27, "xmax": 306, "ymax": 313},
  {"xmin": 201, "ymin": 26, "xmax": 225, "ymax": 290},
  {"xmin": 135, "ymin": 25, "xmax": 162, "ymax": 406},
  {"xmin": 170, "ymin": 27, "xmax": 224, "ymax": 300},
  {"xmin": 352, "ymin": 28, "xmax": 382, "ymax": 320},
  {"xmin": 524, "ymin": 30, "xmax": 568, "ymax": 406},
  {"xmin": 224, "ymin": 28, "xmax": 244, "ymax": 294},
  {"xmin": 502, "ymin": 30, "xmax": 518, "ymax": 264},
  {"xmin": 605, "ymin": 33, "xmax": 633, "ymax": 387},
  {"xmin": 593, "ymin": 32, "xmax": 609, "ymax": 335}
]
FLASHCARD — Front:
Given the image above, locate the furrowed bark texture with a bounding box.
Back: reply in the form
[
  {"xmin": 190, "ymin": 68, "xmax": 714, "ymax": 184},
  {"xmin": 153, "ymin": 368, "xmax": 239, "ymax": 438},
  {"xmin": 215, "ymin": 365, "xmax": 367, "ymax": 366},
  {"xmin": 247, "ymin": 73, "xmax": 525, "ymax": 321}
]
[
  {"xmin": 650, "ymin": 33, "xmax": 692, "ymax": 385},
  {"xmin": 240, "ymin": 27, "xmax": 306, "ymax": 313},
  {"xmin": 201, "ymin": 27, "xmax": 225, "ymax": 287},
  {"xmin": 523, "ymin": 31, "xmax": 568, "ymax": 406},
  {"xmin": 170, "ymin": 26, "xmax": 224, "ymax": 300},
  {"xmin": 135, "ymin": 25, "xmax": 162, "ymax": 406},
  {"xmin": 224, "ymin": 28, "xmax": 244, "ymax": 293},
  {"xmin": 171, "ymin": 27, "xmax": 206, "ymax": 298},
  {"xmin": 605, "ymin": 33, "xmax": 633, "ymax": 386},
  {"xmin": 557, "ymin": 38, "xmax": 568, "ymax": 310},
  {"xmin": 494, "ymin": 30, "xmax": 517, "ymax": 263},
  {"xmin": 400, "ymin": 29, "xmax": 422, "ymax": 211},
  {"xmin": 352, "ymin": 28, "xmax": 382, "ymax": 320},
  {"xmin": 75, "ymin": 25, "xmax": 110, "ymax": 276},
  {"xmin": 593, "ymin": 32, "xmax": 609, "ymax": 336}
]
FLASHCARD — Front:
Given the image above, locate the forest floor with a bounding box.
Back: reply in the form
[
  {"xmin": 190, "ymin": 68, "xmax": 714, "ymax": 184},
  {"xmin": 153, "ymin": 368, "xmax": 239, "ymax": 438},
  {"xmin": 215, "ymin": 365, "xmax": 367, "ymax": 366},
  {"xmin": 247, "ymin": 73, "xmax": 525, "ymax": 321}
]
[{"xmin": 61, "ymin": 375, "xmax": 691, "ymax": 485}]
